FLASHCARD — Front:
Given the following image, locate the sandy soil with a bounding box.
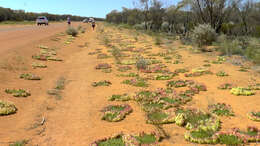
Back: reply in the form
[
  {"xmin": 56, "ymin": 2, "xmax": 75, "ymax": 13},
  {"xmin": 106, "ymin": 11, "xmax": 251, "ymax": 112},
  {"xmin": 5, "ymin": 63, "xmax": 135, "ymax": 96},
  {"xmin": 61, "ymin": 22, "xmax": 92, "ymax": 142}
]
[{"xmin": 0, "ymin": 22, "xmax": 259, "ymax": 146}]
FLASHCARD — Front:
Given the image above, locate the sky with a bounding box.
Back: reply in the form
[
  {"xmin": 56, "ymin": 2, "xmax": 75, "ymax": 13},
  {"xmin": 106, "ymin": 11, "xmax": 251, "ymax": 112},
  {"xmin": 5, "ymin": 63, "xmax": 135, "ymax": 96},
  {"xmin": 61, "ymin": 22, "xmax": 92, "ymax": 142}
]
[
  {"xmin": 0, "ymin": 0, "xmax": 135, "ymax": 18},
  {"xmin": 0, "ymin": 0, "xmax": 180, "ymax": 18}
]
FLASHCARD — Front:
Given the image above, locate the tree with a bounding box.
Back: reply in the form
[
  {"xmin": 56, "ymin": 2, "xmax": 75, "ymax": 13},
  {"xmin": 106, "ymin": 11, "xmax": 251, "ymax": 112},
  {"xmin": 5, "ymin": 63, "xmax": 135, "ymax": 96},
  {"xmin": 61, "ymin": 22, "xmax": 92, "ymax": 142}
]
[
  {"xmin": 138, "ymin": 0, "xmax": 151, "ymax": 30},
  {"xmin": 149, "ymin": 0, "xmax": 164, "ymax": 31},
  {"xmin": 179, "ymin": 0, "xmax": 239, "ymax": 32},
  {"xmin": 237, "ymin": 0, "xmax": 256, "ymax": 35}
]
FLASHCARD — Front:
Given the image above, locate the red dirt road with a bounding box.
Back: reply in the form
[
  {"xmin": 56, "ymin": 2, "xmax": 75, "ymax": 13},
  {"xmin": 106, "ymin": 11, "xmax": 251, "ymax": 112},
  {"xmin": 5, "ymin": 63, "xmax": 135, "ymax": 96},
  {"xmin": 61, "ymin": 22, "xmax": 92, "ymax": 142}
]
[{"xmin": 0, "ymin": 22, "xmax": 80, "ymax": 54}]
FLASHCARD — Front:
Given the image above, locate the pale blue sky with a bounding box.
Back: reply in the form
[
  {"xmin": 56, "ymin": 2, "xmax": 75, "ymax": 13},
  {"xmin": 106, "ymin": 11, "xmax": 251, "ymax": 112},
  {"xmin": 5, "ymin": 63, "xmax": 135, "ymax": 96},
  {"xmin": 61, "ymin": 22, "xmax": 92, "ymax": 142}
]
[{"xmin": 0, "ymin": 0, "xmax": 180, "ymax": 18}]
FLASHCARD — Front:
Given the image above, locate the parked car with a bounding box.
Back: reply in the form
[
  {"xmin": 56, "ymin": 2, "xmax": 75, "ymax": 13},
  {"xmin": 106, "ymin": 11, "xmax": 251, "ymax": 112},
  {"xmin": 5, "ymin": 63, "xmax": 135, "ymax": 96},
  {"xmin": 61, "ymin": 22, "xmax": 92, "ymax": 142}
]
[
  {"xmin": 83, "ymin": 19, "xmax": 88, "ymax": 23},
  {"xmin": 36, "ymin": 16, "xmax": 48, "ymax": 25}
]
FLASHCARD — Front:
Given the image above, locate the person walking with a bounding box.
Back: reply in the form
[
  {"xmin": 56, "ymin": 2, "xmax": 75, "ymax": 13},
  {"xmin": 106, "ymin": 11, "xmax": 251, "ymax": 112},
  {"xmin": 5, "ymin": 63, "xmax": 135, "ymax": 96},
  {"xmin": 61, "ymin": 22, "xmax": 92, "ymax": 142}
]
[
  {"xmin": 91, "ymin": 21, "xmax": 96, "ymax": 30},
  {"xmin": 67, "ymin": 17, "xmax": 71, "ymax": 25}
]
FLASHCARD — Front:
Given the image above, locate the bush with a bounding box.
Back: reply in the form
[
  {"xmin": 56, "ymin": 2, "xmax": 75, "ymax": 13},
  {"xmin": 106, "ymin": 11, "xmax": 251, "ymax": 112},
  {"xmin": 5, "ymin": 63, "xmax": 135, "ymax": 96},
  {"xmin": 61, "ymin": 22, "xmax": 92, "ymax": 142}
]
[
  {"xmin": 81, "ymin": 28, "xmax": 86, "ymax": 33},
  {"xmin": 161, "ymin": 22, "xmax": 169, "ymax": 32},
  {"xmin": 218, "ymin": 134, "xmax": 243, "ymax": 145},
  {"xmin": 221, "ymin": 23, "xmax": 235, "ymax": 35},
  {"xmin": 245, "ymin": 38, "xmax": 260, "ymax": 64},
  {"xmin": 216, "ymin": 34, "xmax": 244, "ymax": 56},
  {"xmin": 111, "ymin": 46, "xmax": 121, "ymax": 59},
  {"xmin": 118, "ymin": 24, "xmax": 132, "ymax": 29},
  {"xmin": 134, "ymin": 23, "xmax": 145, "ymax": 30},
  {"xmin": 0, "ymin": 100, "xmax": 17, "ymax": 116},
  {"xmin": 216, "ymin": 36, "xmax": 260, "ymax": 64},
  {"xmin": 66, "ymin": 27, "xmax": 78, "ymax": 37},
  {"xmin": 255, "ymin": 25, "xmax": 260, "ymax": 37},
  {"xmin": 154, "ymin": 36, "xmax": 162, "ymax": 46},
  {"xmin": 191, "ymin": 24, "xmax": 217, "ymax": 47},
  {"xmin": 9, "ymin": 140, "xmax": 28, "ymax": 146},
  {"xmin": 136, "ymin": 57, "xmax": 149, "ymax": 70}
]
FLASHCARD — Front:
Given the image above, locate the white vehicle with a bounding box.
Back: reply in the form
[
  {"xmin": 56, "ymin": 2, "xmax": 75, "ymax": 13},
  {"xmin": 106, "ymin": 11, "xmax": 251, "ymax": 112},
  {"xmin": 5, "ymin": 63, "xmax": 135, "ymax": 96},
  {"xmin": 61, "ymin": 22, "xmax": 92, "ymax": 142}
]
[
  {"xmin": 36, "ymin": 16, "xmax": 49, "ymax": 25},
  {"xmin": 89, "ymin": 18, "xmax": 94, "ymax": 23},
  {"xmin": 83, "ymin": 19, "xmax": 88, "ymax": 23}
]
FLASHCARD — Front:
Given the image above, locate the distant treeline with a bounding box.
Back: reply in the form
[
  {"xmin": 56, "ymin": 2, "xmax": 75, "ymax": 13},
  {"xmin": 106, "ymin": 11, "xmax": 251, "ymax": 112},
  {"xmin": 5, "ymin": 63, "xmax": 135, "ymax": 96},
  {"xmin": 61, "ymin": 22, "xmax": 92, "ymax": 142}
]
[
  {"xmin": 0, "ymin": 7, "xmax": 105, "ymax": 22},
  {"xmin": 106, "ymin": 0, "xmax": 260, "ymax": 36}
]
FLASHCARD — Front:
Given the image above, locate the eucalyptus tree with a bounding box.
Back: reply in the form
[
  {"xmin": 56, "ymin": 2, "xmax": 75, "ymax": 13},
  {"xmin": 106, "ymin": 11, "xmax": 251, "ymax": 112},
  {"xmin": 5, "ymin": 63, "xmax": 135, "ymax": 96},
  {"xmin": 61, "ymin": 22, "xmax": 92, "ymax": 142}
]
[{"xmin": 179, "ymin": 0, "xmax": 240, "ymax": 32}]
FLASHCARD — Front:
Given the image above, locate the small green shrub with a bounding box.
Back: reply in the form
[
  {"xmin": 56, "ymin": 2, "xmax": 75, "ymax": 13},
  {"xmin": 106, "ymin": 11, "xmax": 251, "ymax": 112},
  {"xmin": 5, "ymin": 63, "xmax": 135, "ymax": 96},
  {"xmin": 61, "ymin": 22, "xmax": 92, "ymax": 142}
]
[
  {"xmin": 142, "ymin": 103, "xmax": 165, "ymax": 112},
  {"xmin": 117, "ymin": 66, "xmax": 132, "ymax": 72},
  {"xmin": 66, "ymin": 27, "xmax": 78, "ymax": 37},
  {"xmin": 9, "ymin": 140, "xmax": 28, "ymax": 146},
  {"xmin": 5, "ymin": 89, "xmax": 31, "ymax": 97},
  {"xmin": 47, "ymin": 89, "xmax": 62, "ymax": 100},
  {"xmin": 111, "ymin": 46, "xmax": 122, "ymax": 59},
  {"xmin": 97, "ymin": 136, "xmax": 124, "ymax": 146},
  {"xmin": 203, "ymin": 64, "xmax": 211, "ymax": 67},
  {"xmin": 184, "ymin": 129, "xmax": 218, "ymax": 144},
  {"xmin": 103, "ymin": 36, "xmax": 111, "ymax": 47},
  {"xmin": 91, "ymin": 132, "xmax": 160, "ymax": 146},
  {"xmin": 190, "ymin": 130, "xmax": 215, "ymax": 139},
  {"xmin": 230, "ymin": 87, "xmax": 255, "ymax": 96},
  {"xmin": 95, "ymin": 63, "xmax": 111, "ymax": 69},
  {"xmin": 101, "ymin": 104, "xmax": 132, "ymax": 122},
  {"xmin": 0, "ymin": 100, "xmax": 17, "ymax": 116},
  {"xmin": 155, "ymin": 74, "xmax": 173, "ymax": 80},
  {"xmin": 120, "ymin": 59, "xmax": 136, "ymax": 65},
  {"xmin": 216, "ymin": 71, "xmax": 229, "ymax": 77},
  {"xmin": 218, "ymin": 83, "xmax": 234, "ymax": 90},
  {"xmin": 109, "ymin": 94, "xmax": 131, "ymax": 101},
  {"xmin": 185, "ymin": 68, "xmax": 212, "ymax": 77},
  {"xmin": 238, "ymin": 66, "xmax": 249, "ymax": 72},
  {"xmin": 218, "ymin": 134, "xmax": 243, "ymax": 145},
  {"xmin": 102, "ymin": 68, "xmax": 112, "ymax": 73},
  {"xmin": 212, "ymin": 56, "xmax": 226, "ymax": 64},
  {"xmin": 208, "ymin": 103, "xmax": 234, "ymax": 116},
  {"xmin": 92, "ymin": 80, "xmax": 112, "ymax": 87},
  {"xmin": 55, "ymin": 77, "xmax": 66, "ymax": 90},
  {"xmin": 146, "ymin": 110, "xmax": 175, "ymax": 124},
  {"xmin": 174, "ymin": 68, "xmax": 189, "ymax": 73},
  {"xmin": 117, "ymin": 73, "xmax": 139, "ymax": 77},
  {"xmin": 248, "ymin": 83, "xmax": 260, "ymax": 90},
  {"xmin": 135, "ymin": 134, "xmax": 157, "ymax": 144},
  {"xmin": 20, "ymin": 73, "xmax": 41, "ymax": 80},
  {"xmin": 122, "ymin": 78, "xmax": 148, "ymax": 87},
  {"xmin": 32, "ymin": 62, "xmax": 47, "ymax": 69},
  {"xmin": 173, "ymin": 60, "xmax": 183, "ymax": 64},
  {"xmin": 97, "ymin": 53, "xmax": 109, "ymax": 59},
  {"xmin": 247, "ymin": 111, "xmax": 260, "ymax": 121},
  {"xmin": 167, "ymin": 80, "xmax": 193, "ymax": 88},
  {"xmin": 175, "ymin": 109, "xmax": 220, "ymax": 131}
]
